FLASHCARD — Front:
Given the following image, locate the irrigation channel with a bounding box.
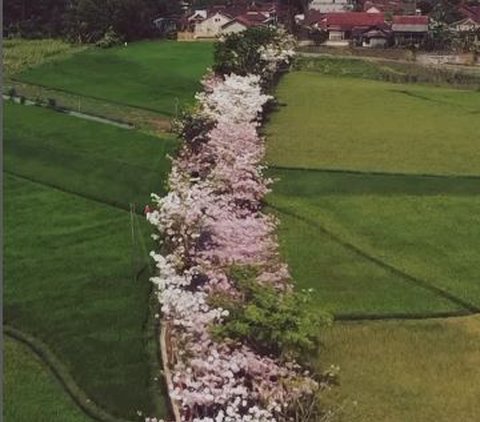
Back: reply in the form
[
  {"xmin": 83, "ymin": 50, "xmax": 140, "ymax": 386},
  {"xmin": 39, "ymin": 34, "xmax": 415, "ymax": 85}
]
[{"xmin": 3, "ymin": 94, "xmax": 134, "ymax": 130}]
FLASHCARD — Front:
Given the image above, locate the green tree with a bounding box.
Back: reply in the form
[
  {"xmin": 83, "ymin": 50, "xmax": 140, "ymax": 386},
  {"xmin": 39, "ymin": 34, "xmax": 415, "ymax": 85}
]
[
  {"xmin": 430, "ymin": 0, "xmax": 463, "ymax": 24},
  {"xmin": 4, "ymin": 0, "xmax": 67, "ymax": 37},
  {"xmin": 64, "ymin": 0, "xmax": 182, "ymax": 43}
]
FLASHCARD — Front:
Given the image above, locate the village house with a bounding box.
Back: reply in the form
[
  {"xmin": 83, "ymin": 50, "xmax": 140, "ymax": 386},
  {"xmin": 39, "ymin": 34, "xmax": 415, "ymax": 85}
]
[
  {"xmin": 183, "ymin": 1, "xmax": 280, "ymax": 39},
  {"xmin": 221, "ymin": 11, "xmax": 274, "ymax": 35},
  {"xmin": 451, "ymin": 4, "xmax": 480, "ymax": 32},
  {"xmin": 359, "ymin": 26, "xmax": 392, "ymax": 47},
  {"xmin": 392, "ymin": 15, "xmax": 428, "ymax": 46},
  {"xmin": 360, "ymin": 0, "xmax": 417, "ymax": 15},
  {"xmin": 302, "ymin": 9, "xmax": 432, "ymax": 47},
  {"xmin": 451, "ymin": 16, "xmax": 480, "ymax": 32},
  {"xmin": 321, "ymin": 12, "xmax": 387, "ymax": 45},
  {"xmin": 193, "ymin": 11, "xmax": 233, "ymax": 38}
]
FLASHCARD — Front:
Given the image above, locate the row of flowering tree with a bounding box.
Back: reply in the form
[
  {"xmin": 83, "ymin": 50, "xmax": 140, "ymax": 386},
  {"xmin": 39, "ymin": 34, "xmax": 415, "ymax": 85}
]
[{"xmin": 146, "ymin": 28, "xmax": 334, "ymax": 422}]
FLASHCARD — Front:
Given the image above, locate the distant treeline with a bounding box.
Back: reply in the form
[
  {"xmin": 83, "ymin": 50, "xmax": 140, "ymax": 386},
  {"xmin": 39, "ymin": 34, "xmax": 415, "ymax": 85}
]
[{"xmin": 3, "ymin": 0, "xmax": 182, "ymax": 42}]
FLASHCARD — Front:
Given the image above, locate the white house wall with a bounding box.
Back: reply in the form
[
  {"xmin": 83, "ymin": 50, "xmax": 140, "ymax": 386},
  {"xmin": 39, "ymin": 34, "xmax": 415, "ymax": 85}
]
[
  {"xmin": 310, "ymin": 0, "xmax": 350, "ymax": 13},
  {"xmin": 195, "ymin": 13, "xmax": 231, "ymax": 38}
]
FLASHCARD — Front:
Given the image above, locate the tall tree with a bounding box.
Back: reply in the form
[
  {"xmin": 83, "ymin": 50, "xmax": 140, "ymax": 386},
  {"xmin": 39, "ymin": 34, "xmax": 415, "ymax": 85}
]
[
  {"xmin": 64, "ymin": 0, "xmax": 182, "ymax": 43},
  {"xmin": 430, "ymin": 0, "xmax": 463, "ymax": 24},
  {"xmin": 4, "ymin": 0, "xmax": 68, "ymax": 37}
]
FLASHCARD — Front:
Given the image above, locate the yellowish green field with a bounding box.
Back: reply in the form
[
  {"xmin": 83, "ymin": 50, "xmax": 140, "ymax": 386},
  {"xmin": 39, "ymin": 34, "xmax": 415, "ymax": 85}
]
[
  {"xmin": 321, "ymin": 316, "xmax": 480, "ymax": 422},
  {"xmin": 266, "ymin": 72, "xmax": 480, "ymax": 176},
  {"xmin": 3, "ymin": 38, "xmax": 85, "ymax": 76}
]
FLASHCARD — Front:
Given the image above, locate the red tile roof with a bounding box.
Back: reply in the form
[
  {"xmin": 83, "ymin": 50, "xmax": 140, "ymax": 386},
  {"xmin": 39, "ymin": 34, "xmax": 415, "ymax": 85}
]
[
  {"xmin": 304, "ymin": 10, "xmax": 325, "ymax": 26},
  {"xmin": 244, "ymin": 11, "xmax": 271, "ymax": 22},
  {"xmin": 392, "ymin": 15, "xmax": 428, "ymax": 25},
  {"xmin": 326, "ymin": 12, "xmax": 386, "ymax": 29},
  {"xmin": 460, "ymin": 5, "xmax": 480, "ymax": 23}
]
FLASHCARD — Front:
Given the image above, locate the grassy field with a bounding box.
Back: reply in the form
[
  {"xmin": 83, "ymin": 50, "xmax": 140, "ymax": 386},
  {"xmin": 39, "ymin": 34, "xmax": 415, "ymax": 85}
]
[
  {"xmin": 4, "ymin": 102, "xmax": 177, "ymax": 210},
  {"xmin": 2, "ymin": 39, "xmax": 210, "ymax": 419},
  {"xmin": 4, "ymin": 174, "xmax": 162, "ymax": 419},
  {"xmin": 266, "ymin": 74, "xmax": 480, "ymax": 317},
  {"xmin": 3, "ymin": 104, "xmax": 175, "ymax": 419},
  {"xmin": 272, "ymin": 209, "xmax": 462, "ymax": 316},
  {"xmin": 321, "ymin": 316, "xmax": 480, "ymax": 422},
  {"xmin": 269, "ymin": 169, "xmax": 480, "ymax": 314},
  {"xmin": 4, "ymin": 337, "xmax": 90, "ymax": 422},
  {"xmin": 266, "ymin": 70, "xmax": 480, "ymax": 420},
  {"xmin": 266, "ymin": 72, "xmax": 480, "ymax": 175},
  {"xmin": 15, "ymin": 40, "xmax": 213, "ymax": 116}
]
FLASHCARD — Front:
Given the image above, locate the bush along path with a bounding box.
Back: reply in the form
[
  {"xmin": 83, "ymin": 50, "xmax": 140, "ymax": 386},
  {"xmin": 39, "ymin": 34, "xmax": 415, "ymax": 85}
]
[{"xmin": 145, "ymin": 28, "xmax": 334, "ymax": 422}]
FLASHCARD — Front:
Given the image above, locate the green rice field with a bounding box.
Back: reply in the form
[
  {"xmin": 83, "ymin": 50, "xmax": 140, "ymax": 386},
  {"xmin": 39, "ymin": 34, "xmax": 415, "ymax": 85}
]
[
  {"xmin": 4, "ymin": 103, "xmax": 176, "ymax": 419},
  {"xmin": 266, "ymin": 72, "xmax": 480, "ymax": 176},
  {"xmin": 266, "ymin": 67, "xmax": 480, "ymax": 421},
  {"xmin": 14, "ymin": 40, "xmax": 214, "ymax": 116},
  {"xmin": 4, "ymin": 337, "xmax": 90, "ymax": 421}
]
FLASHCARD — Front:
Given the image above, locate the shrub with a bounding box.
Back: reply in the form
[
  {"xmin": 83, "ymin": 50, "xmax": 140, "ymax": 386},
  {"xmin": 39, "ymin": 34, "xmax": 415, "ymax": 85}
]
[
  {"xmin": 47, "ymin": 98, "xmax": 57, "ymax": 108},
  {"xmin": 172, "ymin": 108, "xmax": 215, "ymax": 144},
  {"xmin": 95, "ymin": 27, "xmax": 123, "ymax": 49},
  {"xmin": 213, "ymin": 27, "xmax": 295, "ymax": 82},
  {"xmin": 210, "ymin": 265, "xmax": 331, "ymax": 361}
]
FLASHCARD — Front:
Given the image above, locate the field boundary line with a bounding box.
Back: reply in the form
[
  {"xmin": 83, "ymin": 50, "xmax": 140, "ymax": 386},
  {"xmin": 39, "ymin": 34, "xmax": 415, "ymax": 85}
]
[
  {"xmin": 3, "ymin": 94, "xmax": 135, "ymax": 129},
  {"xmin": 269, "ymin": 203, "xmax": 480, "ymax": 314},
  {"xmin": 6, "ymin": 135, "xmax": 175, "ymax": 173},
  {"xmin": 9, "ymin": 77, "xmax": 174, "ymax": 117},
  {"xmin": 334, "ymin": 309, "xmax": 474, "ymax": 322},
  {"xmin": 269, "ymin": 165, "xmax": 480, "ymax": 181},
  {"xmin": 5, "ymin": 170, "xmax": 147, "ymax": 217},
  {"xmin": 4, "ymin": 325, "xmax": 134, "ymax": 422}
]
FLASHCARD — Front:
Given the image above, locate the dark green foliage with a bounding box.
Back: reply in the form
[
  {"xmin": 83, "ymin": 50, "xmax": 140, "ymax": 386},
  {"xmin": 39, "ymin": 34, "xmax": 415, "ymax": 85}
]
[
  {"xmin": 211, "ymin": 265, "xmax": 330, "ymax": 361},
  {"xmin": 65, "ymin": 0, "xmax": 183, "ymax": 43},
  {"xmin": 173, "ymin": 109, "xmax": 216, "ymax": 153},
  {"xmin": 430, "ymin": 0, "xmax": 463, "ymax": 24},
  {"xmin": 213, "ymin": 26, "xmax": 282, "ymax": 76},
  {"xmin": 4, "ymin": 0, "xmax": 182, "ymax": 42},
  {"xmin": 3, "ymin": 0, "xmax": 67, "ymax": 38}
]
